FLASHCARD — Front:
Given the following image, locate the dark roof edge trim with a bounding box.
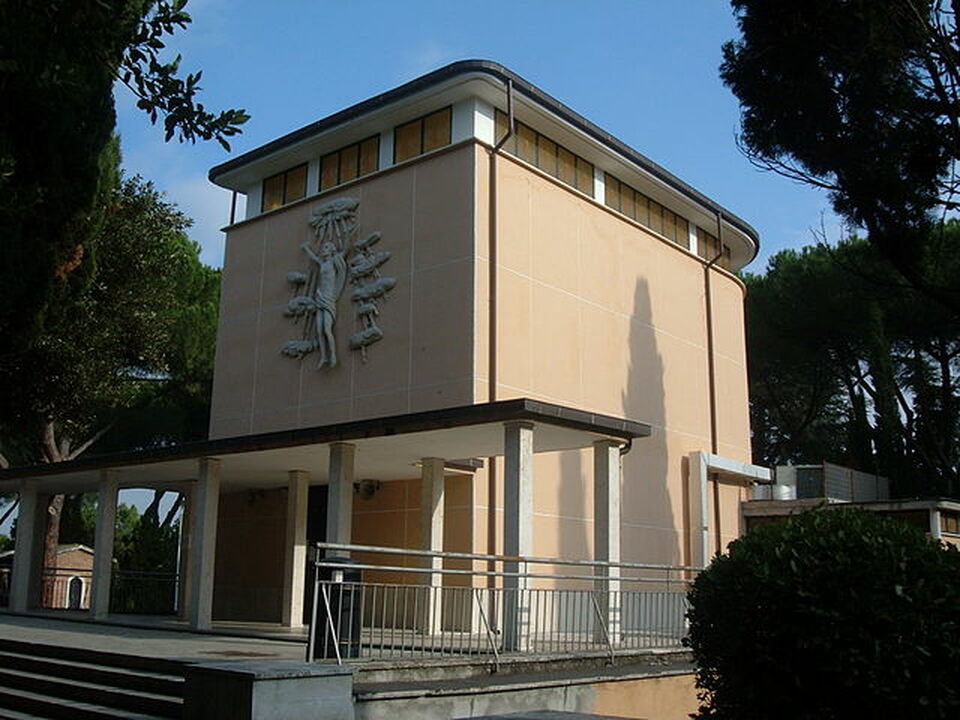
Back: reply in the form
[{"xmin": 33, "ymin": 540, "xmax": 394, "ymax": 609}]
[
  {"xmin": 0, "ymin": 398, "xmax": 650, "ymax": 480},
  {"xmin": 209, "ymin": 59, "xmax": 759, "ymax": 258}
]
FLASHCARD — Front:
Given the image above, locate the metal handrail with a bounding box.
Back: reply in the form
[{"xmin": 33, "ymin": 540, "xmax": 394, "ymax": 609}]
[
  {"xmin": 313, "ymin": 559, "xmax": 687, "ymax": 587},
  {"xmin": 315, "ymin": 541, "xmax": 702, "ymax": 573}
]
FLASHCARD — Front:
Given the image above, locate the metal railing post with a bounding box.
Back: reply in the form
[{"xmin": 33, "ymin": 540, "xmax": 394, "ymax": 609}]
[
  {"xmin": 306, "ymin": 561, "xmax": 320, "ymax": 662},
  {"xmin": 474, "ymin": 587, "xmax": 500, "ymax": 672},
  {"xmin": 590, "ymin": 592, "xmax": 615, "ymax": 664},
  {"xmin": 321, "ymin": 584, "xmax": 343, "ymax": 665}
]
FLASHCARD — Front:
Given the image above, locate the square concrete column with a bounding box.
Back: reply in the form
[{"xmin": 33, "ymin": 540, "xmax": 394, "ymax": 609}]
[
  {"xmin": 188, "ymin": 458, "xmax": 220, "ymax": 630},
  {"xmin": 502, "ymin": 421, "xmax": 533, "ymax": 652},
  {"xmin": 688, "ymin": 452, "xmax": 710, "ymax": 569},
  {"xmin": 281, "ymin": 470, "xmax": 310, "ymax": 627},
  {"xmin": 930, "ymin": 508, "xmax": 943, "ymax": 541},
  {"xmin": 326, "ymin": 444, "xmax": 355, "ymax": 555},
  {"xmin": 593, "ymin": 440, "xmax": 622, "ymax": 643},
  {"xmin": 9, "ymin": 482, "xmax": 44, "ymax": 613},
  {"xmin": 420, "ymin": 457, "xmax": 445, "ymax": 635},
  {"xmin": 91, "ymin": 470, "xmax": 119, "ymax": 619},
  {"xmin": 177, "ymin": 483, "xmax": 195, "ymax": 620}
]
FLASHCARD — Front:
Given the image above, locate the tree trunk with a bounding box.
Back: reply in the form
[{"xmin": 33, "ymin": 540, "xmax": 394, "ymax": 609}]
[{"xmin": 41, "ymin": 494, "xmax": 64, "ymax": 608}]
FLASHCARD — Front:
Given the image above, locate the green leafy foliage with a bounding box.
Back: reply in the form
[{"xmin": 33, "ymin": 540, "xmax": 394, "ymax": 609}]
[
  {"xmin": 745, "ymin": 234, "xmax": 960, "ymax": 497},
  {"xmin": 0, "ymin": 0, "xmax": 245, "ymax": 378},
  {"xmin": 0, "ymin": 167, "xmax": 220, "ymax": 464},
  {"xmin": 119, "ymin": 1, "xmax": 249, "ymax": 148},
  {"xmin": 722, "ymin": 0, "xmax": 960, "ymax": 313},
  {"xmin": 686, "ymin": 510, "xmax": 960, "ymax": 719},
  {"xmin": 56, "ymin": 492, "xmax": 179, "ymax": 574}
]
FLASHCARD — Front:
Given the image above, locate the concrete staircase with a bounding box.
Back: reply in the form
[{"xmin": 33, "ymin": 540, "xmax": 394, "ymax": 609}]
[{"xmin": 0, "ymin": 639, "xmax": 185, "ymax": 719}]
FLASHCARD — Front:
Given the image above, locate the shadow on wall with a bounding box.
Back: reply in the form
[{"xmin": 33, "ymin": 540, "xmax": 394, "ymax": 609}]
[
  {"xmin": 621, "ymin": 277, "xmax": 677, "ymax": 566},
  {"xmin": 550, "ymin": 275, "xmax": 675, "ymax": 568}
]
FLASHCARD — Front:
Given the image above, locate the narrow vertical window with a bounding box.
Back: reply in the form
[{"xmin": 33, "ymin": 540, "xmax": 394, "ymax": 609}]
[
  {"xmin": 394, "ymin": 119, "xmax": 422, "ymax": 163},
  {"xmin": 648, "ymin": 200, "xmax": 663, "ymax": 235},
  {"xmin": 537, "ymin": 135, "xmax": 558, "ymax": 177},
  {"xmin": 675, "ymin": 216, "xmax": 690, "ymax": 250},
  {"xmin": 604, "ymin": 174, "xmax": 621, "ymax": 212},
  {"xmin": 261, "ymin": 163, "xmax": 307, "ymax": 212},
  {"xmin": 697, "ymin": 227, "xmax": 719, "ymax": 260},
  {"xmin": 620, "ymin": 183, "xmax": 635, "ymax": 220},
  {"xmin": 517, "ymin": 122, "xmax": 537, "ymax": 164},
  {"xmin": 558, "ymin": 147, "xmax": 576, "ymax": 186},
  {"xmin": 576, "ymin": 158, "xmax": 594, "ymax": 196},
  {"xmin": 262, "ymin": 173, "xmax": 285, "ymax": 212},
  {"xmin": 423, "ymin": 107, "xmax": 452, "ymax": 152},
  {"xmin": 634, "ymin": 193, "xmax": 649, "ymax": 226},
  {"xmin": 285, "ymin": 164, "xmax": 307, "ymax": 203},
  {"xmin": 662, "ymin": 209, "xmax": 677, "ymax": 243},
  {"xmin": 339, "ymin": 144, "xmax": 359, "ymax": 183},
  {"xmin": 320, "ymin": 154, "xmax": 339, "ymax": 191},
  {"xmin": 359, "ymin": 136, "xmax": 379, "ymax": 175}
]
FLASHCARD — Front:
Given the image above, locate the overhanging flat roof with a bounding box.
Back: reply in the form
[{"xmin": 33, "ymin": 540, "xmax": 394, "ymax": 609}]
[
  {"xmin": 0, "ymin": 399, "xmax": 649, "ymax": 494},
  {"xmin": 209, "ymin": 59, "xmax": 759, "ymax": 260}
]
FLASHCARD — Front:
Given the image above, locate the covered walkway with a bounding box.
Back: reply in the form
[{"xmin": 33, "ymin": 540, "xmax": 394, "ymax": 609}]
[{"xmin": 0, "ymin": 399, "xmax": 650, "ymax": 633}]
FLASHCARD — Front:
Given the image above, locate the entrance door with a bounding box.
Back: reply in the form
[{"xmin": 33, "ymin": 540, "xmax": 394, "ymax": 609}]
[
  {"xmin": 67, "ymin": 577, "xmax": 83, "ymax": 609},
  {"xmin": 303, "ymin": 486, "xmax": 328, "ymax": 624}
]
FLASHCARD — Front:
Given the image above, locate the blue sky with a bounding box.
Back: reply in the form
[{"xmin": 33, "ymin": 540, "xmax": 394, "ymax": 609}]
[{"xmin": 114, "ymin": 0, "xmax": 840, "ymax": 272}]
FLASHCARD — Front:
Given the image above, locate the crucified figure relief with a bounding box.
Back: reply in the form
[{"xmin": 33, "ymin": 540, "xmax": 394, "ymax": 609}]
[
  {"xmin": 282, "ymin": 197, "xmax": 395, "ymax": 369},
  {"xmin": 300, "ymin": 238, "xmax": 347, "ymax": 368}
]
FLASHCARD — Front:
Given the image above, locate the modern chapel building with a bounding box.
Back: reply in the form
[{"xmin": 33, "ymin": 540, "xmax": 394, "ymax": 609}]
[
  {"xmin": 205, "ymin": 59, "xmax": 766, "ymax": 616},
  {"xmin": 2, "ymin": 60, "xmax": 767, "ymax": 631}
]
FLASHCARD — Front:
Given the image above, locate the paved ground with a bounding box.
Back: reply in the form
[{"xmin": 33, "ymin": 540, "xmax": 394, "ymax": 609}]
[{"xmin": 0, "ymin": 612, "xmax": 308, "ymax": 663}]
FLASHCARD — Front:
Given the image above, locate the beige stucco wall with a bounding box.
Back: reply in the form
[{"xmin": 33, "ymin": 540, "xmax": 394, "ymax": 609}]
[
  {"xmin": 209, "ymin": 143, "xmax": 478, "ymax": 439},
  {"xmin": 592, "ymin": 672, "xmax": 698, "ymax": 719},
  {"xmin": 353, "ymin": 669, "xmax": 698, "ymax": 720},
  {"xmin": 473, "ymin": 148, "xmax": 752, "ymax": 566}
]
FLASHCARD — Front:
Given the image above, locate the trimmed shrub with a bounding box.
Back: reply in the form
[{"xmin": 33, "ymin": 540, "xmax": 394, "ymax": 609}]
[{"xmin": 686, "ymin": 509, "xmax": 960, "ymax": 719}]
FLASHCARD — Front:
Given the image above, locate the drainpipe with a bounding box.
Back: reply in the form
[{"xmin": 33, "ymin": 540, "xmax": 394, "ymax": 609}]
[
  {"xmin": 704, "ymin": 212, "xmax": 723, "ymax": 555},
  {"xmin": 487, "ymin": 79, "xmax": 514, "ymax": 619},
  {"xmin": 229, "ymin": 190, "xmax": 238, "ymax": 226}
]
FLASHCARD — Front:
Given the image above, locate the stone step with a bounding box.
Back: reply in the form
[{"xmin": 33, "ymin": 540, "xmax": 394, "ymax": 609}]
[
  {"xmin": 0, "ymin": 652, "xmax": 182, "ymax": 698},
  {"xmin": 0, "ymin": 706, "xmax": 49, "ymax": 720},
  {"xmin": 0, "ymin": 686, "xmax": 168, "ymax": 720},
  {"xmin": 0, "ymin": 640, "xmax": 182, "ymax": 677},
  {"xmin": 0, "ymin": 668, "xmax": 180, "ymax": 719}
]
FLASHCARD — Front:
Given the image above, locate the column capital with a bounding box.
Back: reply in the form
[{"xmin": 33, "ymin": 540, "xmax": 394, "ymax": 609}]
[
  {"xmin": 198, "ymin": 456, "xmax": 221, "ymax": 473},
  {"xmin": 99, "ymin": 468, "xmax": 120, "ymax": 482},
  {"xmin": 593, "ymin": 438, "xmax": 622, "ymax": 451},
  {"xmin": 503, "ymin": 420, "xmax": 535, "ymax": 432}
]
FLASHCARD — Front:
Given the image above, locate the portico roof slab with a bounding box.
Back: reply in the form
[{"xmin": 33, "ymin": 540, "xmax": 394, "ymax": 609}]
[{"xmin": 0, "ymin": 399, "xmax": 649, "ymax": 494}]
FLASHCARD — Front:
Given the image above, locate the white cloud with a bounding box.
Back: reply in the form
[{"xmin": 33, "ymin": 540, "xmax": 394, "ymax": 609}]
[{"xmin": 393, "ymin": 42, "xmax": 463, "ymax": 84}]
